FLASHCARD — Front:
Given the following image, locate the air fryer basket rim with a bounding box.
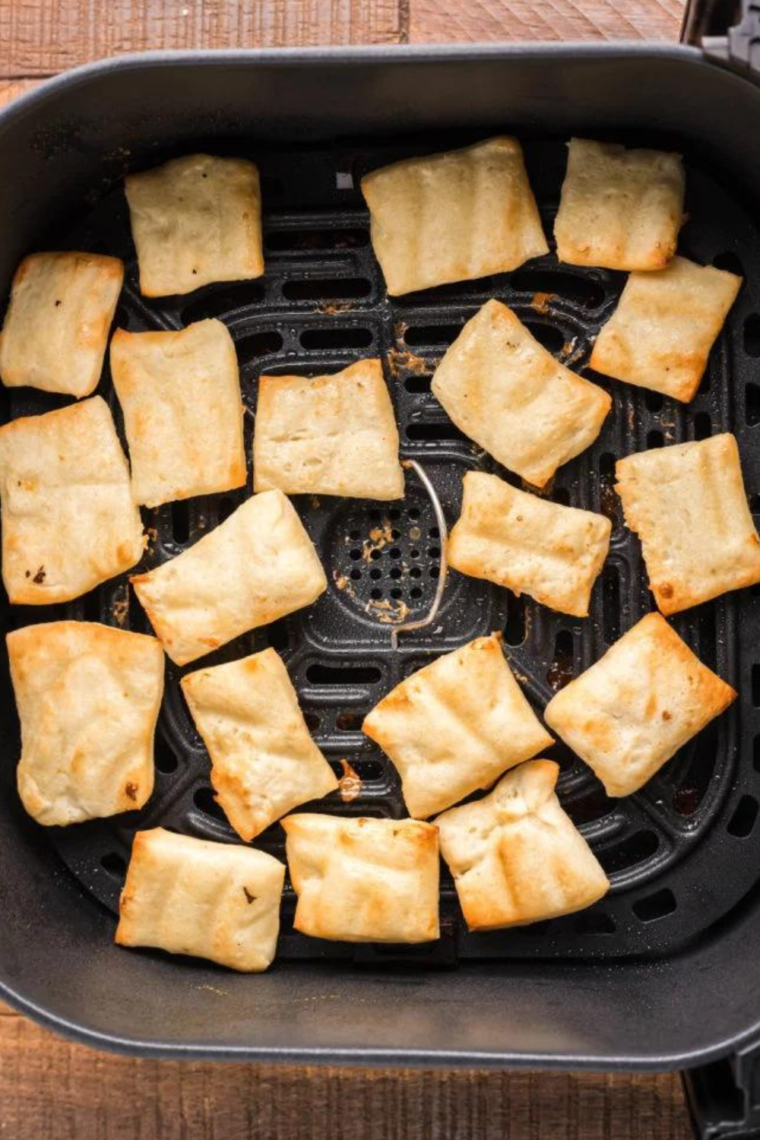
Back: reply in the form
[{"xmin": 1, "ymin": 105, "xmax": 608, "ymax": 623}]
[{"xmin": 4, "ymin": 43, "xmax": 760, "ymax": 1098}]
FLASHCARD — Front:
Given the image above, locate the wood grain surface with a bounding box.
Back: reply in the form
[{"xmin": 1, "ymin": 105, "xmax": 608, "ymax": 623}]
[{"xmin": 0, "ymin": 0, "xmax": 694, "ymax": 1137}]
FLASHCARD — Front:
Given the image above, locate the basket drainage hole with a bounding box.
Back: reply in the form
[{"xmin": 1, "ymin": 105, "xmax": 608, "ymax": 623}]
[
  {"xmin": 370, "ymin": 568, "xmax": 382, "ymax": 580},
  {"xmin": 410, "ymin": 566, "xmax": 422, "ymax": 578},
  {"xmin": 303, "ymin": 712, "xmax": 320, "ymax": 731},
  {"xmin": 504, "ymin": 594, "xmax": 526, "ymax": 647},
  {"xmin": 172, "ymin": 499, "xmax": 190, "ymax": 544},
  {"xmin": 194, "ymin": 785, "xmax": 227, "ymax": 821},
  {"xmin": 306, "ymin": 663, "xmax": 382, "ymax": 685},
  {"xmin": 390, "ymin": 567, "xmax": 402, "ymax": 580},
  {"xmin": 747, "ymin": 382, "xmax": 760, "ymax": 427},
  {"xmin": 410, "ymin": 588, "xmax": 422, "ymax": 599},
  {"xmin": 693, "ymin": 412, "xmax": 712, "ymax": 440},
  {"xmin": 752, "ymin": 664, "xmax": 760, "ymax": 706},
  {"xmin": 101, "ymin": 852, "xmax": 127, "ymax": 879},
  {"xmin": 430, "ymin": 566, "xmax": 440, "ymax": 579},
  {"xmin": 547, "ymin": 630, "xmax": 574, "ymax": 690},
  {"xmin": 155, "ymin": 746, "xmax": 179, "ymax": 774},
  {"xmin": 349, "ymin": 549, "xmax": 361, "ymax": 561},
  {"xmin": 389, "ymin": 548, "xmax": 401, "ymax": 560},
  {"xmin": 646, "ymin": 429, "xmax": 664, "ymax": 449},
  {"xmin": 727, "ymin": 795, "xmax": 759, "ymax": 838},
  {"xmin": 428, "ymin": 547, "xmax": 440, "ymax": 558},
  {"xmin": 632, "ymin": 888, "xmax": 676, "ymax": 923},
  {"xmin": 645, "ymin": 390, "xmax": 664, "ymax": 413},
  {"xmin": 390, "ymin": 588, "xmax": 403, "ymax": 599},
  {"xmin": 371, "ymin": 588, "xmax": 383, "ymax": 599},
  {"xmin": 300, "ymin": 325, "xmax": 373, "ymax": 349},
  {"xmin": 350, "ymin": 568, "xmax": 362, "ymax": 581},
  {"xmin": 745, "ymin": 314, "xmax": 760, "ymax": 357},
  {"xmin": 336, "ymin": 711, "xmax": 365, "ymax": 732},
  {"xmin": 754, "ymin": 735, "xmax": 760, "ymax": 772}
]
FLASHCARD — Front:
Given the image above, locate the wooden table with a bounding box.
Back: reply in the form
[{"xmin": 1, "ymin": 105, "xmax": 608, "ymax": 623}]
[{"xmin": 0, "ymin": 1, "xmax": 693, "ymax": 1136}]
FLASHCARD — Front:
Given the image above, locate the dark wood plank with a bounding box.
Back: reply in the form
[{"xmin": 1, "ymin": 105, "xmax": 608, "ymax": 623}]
[{"xmin": 409, "ymin": 0, "xmax": 685, "ymax": 42}]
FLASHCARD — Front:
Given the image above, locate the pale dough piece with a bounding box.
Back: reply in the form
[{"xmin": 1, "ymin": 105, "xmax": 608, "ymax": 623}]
[
  {"xmin": 615, "ymin": 434, "xmax": 760, "ymax": 614},
  {"xmin": 431, "ymin": 299, "xmax": 611, "ymax": 488},
  {"xmin": 132, "ymin": 489, "xmax": 327, "ymax": 666},
  {"xmin": 181, "ymin": 648, "xmax": 338, "ymax": 841},
  {"xmin": 362, "ymin": 634, "xmax": 553, "ymax": 819},
  {"xmin": 554, "ymin": 138, "xmax": 685, "ymax": 270},
  {"xmin": 361, "ymin": 136, "xmax": 548, "ymax": 296},
  {"xmin": 282, "ymin": 814, "xmax": 440, "ymax": 943},
  {"xmin": 544, "ymin": 613, "xmax": 736, "ymax": 797},
  {"xmin": 7, "ymin": 621, "xmax": 163, "ymax": 826},
  {"xmin": 449, "ymin": 470, "xmax": 611, "ymax": 617},
  {"xmin": 0, "ymin": 252, "xmax": 124, "ymax": 397},
  {"xmin": 116, "ymin": 828, "xmax": 285, "ymax": 972},
  {"xmin": 590, "ymin": 256, "xmax": 741, "ymax": 402},
  {"xmin": 436, "ymin": 760, "xmax": 609, "ymax": 931},
  {"xmin": 0, "ymin": 396, "xmax": 145, "ymax": 605},
  {"xmin": 125, "ymin": 154, "xmax": 263, "ymax": 296},
  {"xmin": 111, "ymin": 319, "xmax": 246, "ymax": 508},
  {"xmin": 253, "ymin": 359, "xmax": 404, "ymax": 500}
]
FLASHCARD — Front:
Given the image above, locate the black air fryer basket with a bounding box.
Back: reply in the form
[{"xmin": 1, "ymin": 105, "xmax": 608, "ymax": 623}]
[{"xmin": 2, "ymin": 2, "xmax": 760, "ymax": 1136}]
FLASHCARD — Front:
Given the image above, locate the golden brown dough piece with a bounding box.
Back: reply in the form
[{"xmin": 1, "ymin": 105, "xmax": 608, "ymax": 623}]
[
  {"xmin": 116, "ymin": 828, "xmax": 285, "ymax": 972},
  {"xmin": 590, "ymin": 256, "xmax": 741, "ymax": 402},
  {"xmin": 361, "ymin": 137, "xmax": 548, "ymax": 295},
  {"xmin": 363, "ymin": 634, "xmax": 553, "ymax": 819},
  {"xmin": 282, "ymin": 814, "xmax": 440, "ymax": 943},
  {"xmin": 125, "ymin": 154, "xmax": 263, "ymax": 296},
  {"xmin": 111, "ymin": 319, "xmax": 246, "ymax": 507},
  {"xmin": 436, "ymin": 760, "xmax": 609, "ymax": 930},
  {"xmin": 555, "ymin": 138, "xmax": 685, "ymax": 270},
  {"xmin": 544, "ymin": 613, "xmax": 736, "ymax": 797},
  {"xmin": 253, "ymin": 359, "xmax": 404, "ymax": 500},
  {"xmin": 615, "ymin": 434, "xmax": 760, "ymax": 614},
  {"xmin": 0, "ymin": 396, "xmax": 144, "ymax": 604},
  {"xmin": 431, "ymin": 299, "xmax": 611, "ymax": 488},
  {"xmin": 8, "ymin": 621, "xmax": 164, "ymax": 826}
]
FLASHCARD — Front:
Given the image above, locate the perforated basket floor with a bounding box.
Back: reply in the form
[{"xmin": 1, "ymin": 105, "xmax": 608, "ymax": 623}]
[{"xmin": 5, "ymin": 134, "xmax": 760, "ymax": 964}]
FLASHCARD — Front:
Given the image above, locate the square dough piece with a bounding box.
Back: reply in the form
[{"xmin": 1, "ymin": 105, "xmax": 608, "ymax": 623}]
[
  {"xmin": 282, "ymin": 814, "xmax": 440, "ymax": 943},
  {"xmin": 125, "ymin": 154, "xmax": 263, "ymax": 297},
  {"xmin": 431, "ymin": 300, "xmax": 611, "ymax": 488},
  {"xmin": 116, "ymin": 828, "xmax": 285, "ymax": 972},
  {"xmin": 615, "ymin": 434, "xmax": 760, "ymax": 614},
  {"xmin": 0, "ymin": 396, "xmax": 145, "ymax": 605},
  {"xmin": 132, "ymin": 489, "xmax": 327, "ymax": 666},
  {"xmin": 363, "ymin": 634, "xmax": 553, "ymax": 819},
  {"xmin": 590, "ymin": 256, "xmax": 742, "ymax": 402},
  {"xmin": 544, "ymin": 613, "xmax": 736, "ymax": 797},
  {"xmin": 554, "ymin": 138, "xmax": 685, "ymax": 271},
  {"xmin": 253, "ymin": 359, "xmax": 404, "ymax": 500},
  {"xmin": 0, "ymin": 252, "xmax": 124, "ymax": 397},
  {"xmin": 449, "ymin": 470, "xmax": 611, "ymax": 617},
  {"xmin": 361, "ymin": 136, "xmax": 548, "ymax": 296},
  {"xmin": 8, "ymin": 621, "xmax": 164, "ymax": 826},
  {"xmin": 437, "ymin": 760, "xmax": 609, "ymax": 931},
  {"xmin": 182, "ymin": 648, "xmax": 338, "ymax": 841},
  {"xmin": 111, "ymin": 319, "xmax": 246, "ymax": 507}
]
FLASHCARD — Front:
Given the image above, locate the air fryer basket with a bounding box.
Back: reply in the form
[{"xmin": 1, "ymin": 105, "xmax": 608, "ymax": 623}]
[{"xmin": 3, "ymin": 9, "xmax": 760, "ymax": 1139}]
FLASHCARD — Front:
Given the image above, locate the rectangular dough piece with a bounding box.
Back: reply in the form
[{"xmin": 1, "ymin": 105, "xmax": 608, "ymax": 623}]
[
  {"xmin": 589, "ymin": 256, "xmax": 741, "ymax": 402},
  {"xmin": 0, "ymin": 396, "xmax": 145, "ymax": 604},
  {"xmin": 0, "ymin": 252, "xmax": 124, "ymax": 398},
  {"xmin": 253, "ymin": 359, "xmax": 404, "ymax": 500},
  {"xmin": 431, "ymin": 299, "xmax": 611, "ymax": 488},
  {"xmin": 437, "ymin": 760, "xmax": 609, "ymax": 931},
  {"xmin": 544, "ymin": 613, "xmax": 736, "ymax": 797},
  {"xmin": 361, "ymin": 137, "xmax": 549, "ymax": 296},
  {"xmin": 449, "ymin": 470, "xmax": 611, "ymax": 617},
  {"xmin": 116, "ymin": 828, "xmax": 285, "ymax": 972},
  {"xmin": 282, "ymin": 814, "xmax": 440, "ymax": 943},
  {"xmin": 8, "ymin": 621, "xmax": 164, "ymax": 827},
  {"xmin": 131, "ymin": 489, "xmax": 327, "ymax": 666},
  {"xmin": 181, "ymin": 648, "xmax": 338, "ymax": 841},
  {"xmin": 554, "ymin": 138, "xmax": 685, "ymax": 271},
  {"xmin": 125, "ymin": 154, "xmax": 264, "ymax": 297},
  {"xmin": 362, "ymin": 634, "xmax": 553, "ymax": 819},
  {"xmin": 111, "ymin": 319, "xmax": 246, "ymax": 507},
  {"xmin": 615, "ymin": 433, "xmax": 760, "ymax": 614}
]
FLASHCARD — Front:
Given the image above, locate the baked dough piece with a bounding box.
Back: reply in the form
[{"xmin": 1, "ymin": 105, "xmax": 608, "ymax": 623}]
[
  {"xmin": 181, "ymin": 648, "xmax": 338, "ymax": 841},
  {"xmin": 0, "ymin": 252, "xmax": 124, "ymax": 397},
  {"xmin": 590, "ymin": 256, "xmax": 741, "ymax": 402},
  {"xmin": 132, "ymin": 489, "xmax": 327, "ymax": 666},
  {"xmin": 282, "ymin": 814, "xmax": 440, "ymax": 943},
  {"xmin": 253, "ymin": 359, "xmax": 404, "ymax": 500},
  {"xmin": 615, "ymin": 434, "xmax": 760, "ymax": 614},
  {"xmin": 116, "ymin": 828, "xmax": 285, "ymax": 972},
  {"xmin": 361, "ymin": 137, "xmax": 548, "ymax": 295},
  {"xmin": 554, "ymin": 138, "xmax": 685, "ymax": 270},
  {"xmin": 0, "ymin": 396, "xmax": 145, "ymax": 604},
  {"xmin": 125, "ymin": 154, "xmax": 263, "ymax": 296},
  {"xmin": 449, "ymin": 470, "xmax": 611, "ymax": 617},
  {"xmin": 7, "ymin": 621, "xmax": 163, "ymax": 826},
  {"xmin": 431, "ymin": 299, "xmax": 611, "ymax": 488},
  {"xmin": 436, "ymin": 760, "xmax": 609, "ymax": 930},
  {"xmin": 544, "ymin": 613, "xmax": 736, "ymax": 797},
  {"xmin": 111, "ymin": 319, "xmax": 246, "ymax": 507},
  {"xmin": 362, "ymin": 634, "xmax": 553, "ymax": 819}
]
